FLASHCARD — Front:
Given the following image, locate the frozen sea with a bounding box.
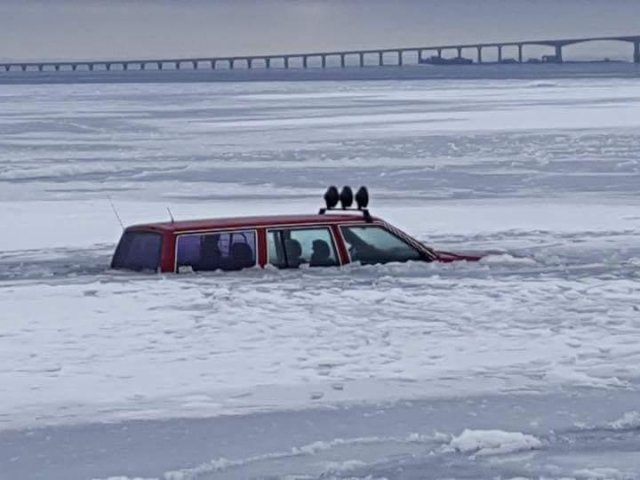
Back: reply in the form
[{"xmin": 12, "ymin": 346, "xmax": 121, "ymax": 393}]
[{"xmin": 1, "ymin": 77, "xmax": 640, "ymax": 479}]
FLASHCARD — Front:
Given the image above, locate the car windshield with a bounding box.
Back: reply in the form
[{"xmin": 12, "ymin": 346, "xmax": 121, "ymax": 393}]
[{"xmin": 340, "ymin": 225, "xmax": 423, "ymax": 265}]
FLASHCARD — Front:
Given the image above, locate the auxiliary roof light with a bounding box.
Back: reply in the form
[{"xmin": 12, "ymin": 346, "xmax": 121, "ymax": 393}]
[
  {"xmin": 324, "ymin": 186, "xmax": 340, "ymax": 209},
  {"xmin": 320, "ymin": 185, "xmax": 371, "ymax": 221},
  {"xmin": 339, "ymin": 186, "xmax": 354, "ymax": 209},
  {"xmin": 355, "ymin": 186, "xmax": 369, "ymax": 210}
]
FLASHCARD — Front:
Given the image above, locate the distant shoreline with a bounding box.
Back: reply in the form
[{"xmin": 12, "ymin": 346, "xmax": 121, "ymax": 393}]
[{"xmin": 1, "ymin": 63, "xmax": 639, "ymax": 85}]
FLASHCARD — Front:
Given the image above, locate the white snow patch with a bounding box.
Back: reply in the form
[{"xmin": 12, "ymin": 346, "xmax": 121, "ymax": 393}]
[
  {"xmin": 479, "ymin": 253, "xmax": 538, "ymax": 266},
  {"xmin": 322, "ymin": 459, "xmax": 367, "ymax": 473},
  {"xmin": 608, "ymin": 411, "xmax": 640, "ymax": 431},
  {"xmin": 544, "ymin": 367, "xmax": 629, "ymax": 390},
  {"xmin": 447, "ymin": 429, "xmax": 543, "ymax": 456},
  {"xmin": 572, "ymin": 467, "xmax": 627, "ymax": 480},
  {"xmin": 151, "ymin": 433, "xmax": 439, "ymax": 479},
  {"xmin": 162, "ymin": 436, "xmax": 393, "ymax": 479}
]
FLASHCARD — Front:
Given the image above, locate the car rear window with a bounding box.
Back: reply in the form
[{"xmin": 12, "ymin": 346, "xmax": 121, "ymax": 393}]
[{"xmin": 111, "ymin": 231, "xmax": 163, "ymax": 272}]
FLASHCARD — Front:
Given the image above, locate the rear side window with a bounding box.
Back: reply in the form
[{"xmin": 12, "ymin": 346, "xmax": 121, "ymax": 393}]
[
  {"xmin": 176, "ymin": 230, "xmax": 256, "ymax": 272},
  {"xmin": 111, "ymin": 231, "xmax": 162, "ymax": 272},
  {"xmin": 268, "ymin": 227, "xmax": 338, "ymax": 268},
  {"xmin": 341, "ymin": 225, "xmax": 422, "ymax": 265}
]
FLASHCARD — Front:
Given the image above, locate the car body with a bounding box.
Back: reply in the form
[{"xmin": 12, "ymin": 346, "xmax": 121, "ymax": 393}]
[{"xmin": 111, "ymin": 211, "xmax": 481, "ymax": 273}]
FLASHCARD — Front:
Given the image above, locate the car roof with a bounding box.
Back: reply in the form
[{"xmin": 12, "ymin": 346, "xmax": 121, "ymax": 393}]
[{"xmin": 126, "ymin": 213, "xmax": 380, "ymax": 234}]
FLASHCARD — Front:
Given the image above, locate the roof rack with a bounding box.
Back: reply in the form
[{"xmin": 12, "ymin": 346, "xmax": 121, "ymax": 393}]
[{"xmin": 318, "ymin": 186, "xmax": 372, "ymax": 222}]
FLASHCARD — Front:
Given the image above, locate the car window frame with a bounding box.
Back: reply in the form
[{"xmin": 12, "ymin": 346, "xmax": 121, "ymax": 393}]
[
  {"xmin": 173, "ymin": 227, "xmax": 259, "ymax": 273},
  {"xmin": 266, "ymin": 224, "xmax": 342, "ymax": 269}
]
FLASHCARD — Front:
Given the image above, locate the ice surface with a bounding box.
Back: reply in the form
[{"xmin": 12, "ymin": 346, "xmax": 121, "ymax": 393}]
[{"xmin": 1, "ymin": 78, "xmax": 640, "ymax": 479}]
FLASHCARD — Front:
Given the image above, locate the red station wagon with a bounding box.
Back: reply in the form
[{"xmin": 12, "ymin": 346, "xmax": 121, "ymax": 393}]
[{"xmin": 111, "ymin": 187, "xmax": 481, "ymax": 273}]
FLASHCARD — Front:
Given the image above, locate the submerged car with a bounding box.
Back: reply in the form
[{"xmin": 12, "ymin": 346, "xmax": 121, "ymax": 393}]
[{"xmin": 111, "ymin": 186, "xmax": 481, "ymax": 273}]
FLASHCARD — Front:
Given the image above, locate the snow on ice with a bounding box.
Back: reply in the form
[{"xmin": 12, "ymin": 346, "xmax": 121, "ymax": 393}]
[
  {"xmin": 2, "ymin": 77, "xmax": 640, "ymax": 479},
  {"xmin": 447, "ymin": 429, "xmax": 543, "ymax": 456}
]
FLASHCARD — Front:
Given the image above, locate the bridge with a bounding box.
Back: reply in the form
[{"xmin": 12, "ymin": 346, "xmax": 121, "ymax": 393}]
[{"xmin": 1, "ymin": 34, "xmax": 639, "ymax": 74}]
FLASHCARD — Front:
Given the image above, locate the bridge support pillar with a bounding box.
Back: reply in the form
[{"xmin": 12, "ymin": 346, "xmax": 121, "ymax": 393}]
[
  {"xmin": 359, "ymin": 53, "xmax": 364, "ymax": 67},
  {"xmin": 157, "ymin": 62, "xmax": 163, "ymax": 70},
  {"xmin": 229, "ymin": 59, "xmax": 235, "ymax": 69},
  {"xmin": 437, "ymin": 48, "xmax": 442, "ymax": 58},
  {"xmin": 265, "ymin": 58, "xmax": 271, "ymax": 69},
  {"xmin": 123, "ymin": 63, "xmax": 128, "ymax": 71},
  {"xmin": 477, "ymin": 47, "xmax": 482, "ymax": 63},
  {"xmin": 457, "ymin": 47, "xmax": 462, "ymax": 58},
  {"xmin": 140, "ymin": 63, "xmax": 145, "ymax": 71},
  {"xmin": 321, "ymin": 55, "xmax": 326, "ymax": 68},
  {"xmin": 38, "ymin": 65, "xmax": 44, "ymax": 72},
  {"xmin": 175, "ymin": 62, "xmax": 180, "ymax": 70},
  {"xmin": 378, "ymin": 51, "xmax": 383, "ymax": 66},
  {"xmin": 518, "ymin": 44, "xmax": 523, "ymax": 63},
  {"xmin": 398, "ymin": 51, "xmax": 403, "ymax": 65},
  {"xmin": 302, "ymin": 56, "xmax": 308, "ymax": 69},
  {"xmin": 555, "ymin": 45, "xmax": 564, "ymax": 63},
  {"xmin": 192, "ymin": 61, "xmax": 198, "ymax": 70},
  {"xmin": 247, "ymin": 58, "xmax": 253, "ymax": 69},
  {"xmin": 497, "ymin": 46, "xmax": 503, "ymax": 63},
  {"xmin": 418, "ymin": 50, "xmax": 424, "ymax": 62},
  {"xmin": 284, "ymin": 57, "xmax": 289, "ymax": 68},
  {"xmin": 340, "ymin": 54, "xmax": 346, "ymax": 68},
  {"xmin": 634, "ymin": 41, "xmax": 640, "ymax": 64}
]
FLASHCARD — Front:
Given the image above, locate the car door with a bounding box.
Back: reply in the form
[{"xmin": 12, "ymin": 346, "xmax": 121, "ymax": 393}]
[
  {"xmin": 339, "ymin": 224, "xmax": 428, "ymax": 265},
  {"xmin": 175, "ymin": 229, "xmax": 258, "ymax": 272},
  {"xmin": 267, "ymin": 226, "xmax": 341, "ymax": 269}
]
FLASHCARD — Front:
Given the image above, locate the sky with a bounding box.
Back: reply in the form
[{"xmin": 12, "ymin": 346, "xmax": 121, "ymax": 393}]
[{"xmin": 1, "ymin": 0, "xmax": 639, "ymax": 61}]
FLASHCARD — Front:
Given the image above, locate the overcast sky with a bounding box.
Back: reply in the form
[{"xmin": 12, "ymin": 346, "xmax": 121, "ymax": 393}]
[{"xmin": 1, "ymin": 0, "xmax": 639, "ymax": 61}]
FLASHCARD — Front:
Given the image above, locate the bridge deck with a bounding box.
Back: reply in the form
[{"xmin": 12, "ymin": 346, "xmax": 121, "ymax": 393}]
[{"xmin": 2, "ymin": 34, "xmax": 640, "ymax": 72}]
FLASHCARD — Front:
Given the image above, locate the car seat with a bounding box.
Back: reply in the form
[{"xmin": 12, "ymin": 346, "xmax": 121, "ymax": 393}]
[
  {"xmin": 198, "ymin": 235, "xmax": 222, "ymax": 271},
  {"xmin": 284, "ymin": 239, "xmax": 303, "ymax": 268},
  {"xmin": 229, "ymin": 242, "xmax": 254, "ymax": 270},
  {"xmin": 310, "ymin": 239, "xmax": 334, "ymax": 267}
]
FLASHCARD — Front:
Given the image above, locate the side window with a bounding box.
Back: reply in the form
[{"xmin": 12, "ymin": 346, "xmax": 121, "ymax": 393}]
[
  {"xmin": 268, "ymin": 227, "xmax": 338, "ymax": 268},
  {"xmin": 111, "ymin": 231, "xmax": 163, "ymax": 272},
  {"xmin": 176, "ymin": 230, "xmax": 256, "ymax": 272},
  {"xmin": 340, "ymin": 226, "xmax": 422, "ymax": 265}
]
